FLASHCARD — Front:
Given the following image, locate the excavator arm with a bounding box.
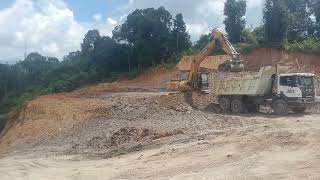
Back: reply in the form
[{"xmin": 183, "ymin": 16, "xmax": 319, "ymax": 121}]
[
  {"xmin": 187, "ymin": 30, "xmax": 242, "ymax": 89},
  {"xmin": 166, "ymin": 30, "xmax": 243, "ymax": 91}
]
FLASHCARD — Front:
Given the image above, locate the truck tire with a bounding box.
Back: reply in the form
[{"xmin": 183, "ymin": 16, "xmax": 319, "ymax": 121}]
[
  {"xmin": 219, "ymin": 97, "xmax": 231, "ymax": 111},
  {"xmin": 292, "ymin": 107, "xmax": 307, "ymax": 114},
  {"xmin": 231, "ymin": 99, "xmax": 244, "ymax": 114},
  {"xmin": 273, "ymin": 99, "xmax": 289, "ymax": 115}
]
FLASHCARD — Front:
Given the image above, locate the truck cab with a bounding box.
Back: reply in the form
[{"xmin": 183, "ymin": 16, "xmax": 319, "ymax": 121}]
[{"xmin": 272, "ymin": 73, "xmax": 316, "ymax": 114}]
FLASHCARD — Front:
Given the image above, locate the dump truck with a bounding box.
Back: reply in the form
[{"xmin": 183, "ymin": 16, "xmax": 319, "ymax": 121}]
[{"xmin": 209, "ymin": 66, "xmax": 317, "ymax": 115}]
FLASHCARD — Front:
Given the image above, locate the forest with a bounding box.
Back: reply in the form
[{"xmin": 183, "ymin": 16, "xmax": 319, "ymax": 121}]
[{"xmin": 1, "ymin": 0, "xmax": 320, "ymax": 115}]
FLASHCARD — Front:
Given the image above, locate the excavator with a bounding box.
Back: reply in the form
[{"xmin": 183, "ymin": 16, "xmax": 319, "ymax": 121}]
[{"xmin": 166, "ymin": 29, "xmax": 244, "ymax": 91}]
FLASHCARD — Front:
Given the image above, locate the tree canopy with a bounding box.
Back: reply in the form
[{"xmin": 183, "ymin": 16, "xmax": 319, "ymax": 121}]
[
  {"xmin": 224, "ymin": 0, "xmax": 247, "ymax": 43},
  {"xmin": 263, "ymin": 0, "xmax": 288, "ymax": 46},
  {"xmin": 113, "ymin": 6, "xmax": 190, "ymax": 67}
]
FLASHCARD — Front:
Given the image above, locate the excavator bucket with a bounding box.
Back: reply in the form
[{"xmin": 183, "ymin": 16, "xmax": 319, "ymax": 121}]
[
  {"xmin": 218, "ymin": 60, "xmax": 245, "ymax": 72},
  {"xmin": 165, "ymin": 80, "xmax": 189, "ymax": 91}
]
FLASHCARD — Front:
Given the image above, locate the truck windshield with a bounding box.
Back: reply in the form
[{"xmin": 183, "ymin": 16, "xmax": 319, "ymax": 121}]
[
  {"xmin": 298, "ymin": 76, "xmax": 314, "ymax": 87},
  {"xmin": 280, "ymin": 76, "xmax": 298, "ymax": 87}
]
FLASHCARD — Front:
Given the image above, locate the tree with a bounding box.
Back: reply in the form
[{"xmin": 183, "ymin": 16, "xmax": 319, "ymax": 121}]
[
  {"xmin": 285, "ymin": 0, "xmax": 313, "ymax": 41},
  {"xmin": 194, "ymin": 34, "xmax": 210, "ymax": 50},
  {"xmin": 91, "ymin": 36, "xmax": 117, "ymax": 77},
  {"xmin": 309, "ymin": 0, "xmax": 320, "ymax": 37},
  {"xmin": 113, "ymin": 7, "xmax": 174, "ymax": 66},
  {"xmin": 81, "ymin": 30, "xmax": 101, "ymax": 56},
  {"xmin": 263, "ymin": 0, "xmax": 288, "ymax": 46},
  {"xmin": 172, "ymin": 14, "xmax": 191, "ymax": 53},
  {"xmin": 224, "ymin": 0, "xmax": 247, "ymax": 43}
]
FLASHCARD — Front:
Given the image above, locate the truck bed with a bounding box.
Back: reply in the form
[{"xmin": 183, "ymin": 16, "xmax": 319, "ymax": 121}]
[{"xmin": 209, "ymin": 66, "xmax": 275, "ymax": 96}]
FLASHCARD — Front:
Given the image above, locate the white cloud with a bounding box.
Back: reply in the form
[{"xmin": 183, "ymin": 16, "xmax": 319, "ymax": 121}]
[
  {"xmin": 186, "ymin": 23, "xmax": 210, "ymax": 39},
  {"xmin": 247, "ymin": 0, "xmax": 265, "ymax": 8},
  {"xmin": 93, "ymin": 13, "xmax": 102, "ymax": 21},
  {"xmin": 119, "ymin": 14, "xmax": 127, "ymax": 22},
  {"xmin": 42, "ymin": 43, "xmax": 59, "ymax": 54},
  {"xmin": 196, "ymin": 0, "xmax": 225, "ymax": 19},
  {"xmin": 107, "ymin": 17, "xmax": 117, "ymax": 25},
  {"xmin": 0, "ymin": 0, "xmax": 86, "ymax": 61}
]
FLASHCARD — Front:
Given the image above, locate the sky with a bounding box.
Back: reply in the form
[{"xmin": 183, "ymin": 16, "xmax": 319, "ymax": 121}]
[{"xmin": 0, "ymin": 0, "xmax": 265, "ymax": 63}]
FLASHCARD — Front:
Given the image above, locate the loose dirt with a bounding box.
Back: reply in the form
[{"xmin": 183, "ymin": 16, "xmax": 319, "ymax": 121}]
[
  {"xmin": 1, "ymin": 113, "xmax": 320, "ymax": 179},
  {"xmin": 1, "ymin": 48, "xmax": 320, "ymax": 179}
]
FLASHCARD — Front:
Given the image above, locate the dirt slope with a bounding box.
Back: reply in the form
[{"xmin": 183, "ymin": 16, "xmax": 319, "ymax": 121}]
[{"xmin": 244, "ymin": 48, "xmax": 320, "ymax": 73}]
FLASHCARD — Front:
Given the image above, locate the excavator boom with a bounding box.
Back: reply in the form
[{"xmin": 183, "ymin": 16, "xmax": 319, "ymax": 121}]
[{"xmin": 166, "ymin": 30, "xmax": 244, "ymax": 91}]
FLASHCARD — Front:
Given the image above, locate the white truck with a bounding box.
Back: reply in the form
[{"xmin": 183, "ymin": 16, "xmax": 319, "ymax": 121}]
[{"xmin": 209, "ymin": 66, "xmax": 316, "ymax": 115}]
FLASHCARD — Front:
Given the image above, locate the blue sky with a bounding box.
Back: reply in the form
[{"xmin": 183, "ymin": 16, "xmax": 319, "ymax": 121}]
[
  {"xmin": 0, "ymin": 0, "xmax": 264, "ymax": 62},
  {"xmin": 65, "ymin": 0, "xmax": 127, "ymax": 22}
]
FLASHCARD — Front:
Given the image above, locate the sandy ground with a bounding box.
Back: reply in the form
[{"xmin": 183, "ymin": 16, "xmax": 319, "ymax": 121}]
[{"xmin": 1, "ymin": 113, "xmax": 320, "ymax": 180}]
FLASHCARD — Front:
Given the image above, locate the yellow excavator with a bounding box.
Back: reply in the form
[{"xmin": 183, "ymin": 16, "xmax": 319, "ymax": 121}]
[{"xmin": 166, "ymin": 30, "xmax": 244, "ymax": 91}]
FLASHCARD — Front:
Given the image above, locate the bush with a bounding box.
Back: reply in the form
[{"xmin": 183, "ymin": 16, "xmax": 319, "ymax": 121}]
[
  {"xmin": 284, "ymin": 37, "xmax": 320, "ymax": 54},
  {"xmin": 235, "ymin": 43, "xmax": 260, "ymax": 54},
  {"xmin": 49, "ymin": 80, "xmax": 75, "ymax": 93}
]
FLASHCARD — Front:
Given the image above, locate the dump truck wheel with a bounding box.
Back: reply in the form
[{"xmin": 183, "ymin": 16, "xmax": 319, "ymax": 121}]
[
  {"xmin": 219, "ymin": 97, "xmax": 231, "ymax": 111},
  {"xmin": 273, "ymin": 99, "xmax": 289, "ymax": 115},
  {"xmin": 292, "ymin": 107, "xmax": 306, "ymax": 114},
  {"xmin": 231, "ymin": 99, "xmax": 244, "ymax": 114}
]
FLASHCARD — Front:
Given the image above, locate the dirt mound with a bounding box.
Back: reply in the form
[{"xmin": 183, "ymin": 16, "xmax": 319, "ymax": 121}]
[
  {"xmin": 177, "ymin": 55, "xmax": 229, "ymax": 71},
  {"xmin": 123, "ymin": 68, "xmax": 172, "ymax": 86},
  {"xmin": 0, "ymin": 95, "xmax": 111, "ymax": 151}
]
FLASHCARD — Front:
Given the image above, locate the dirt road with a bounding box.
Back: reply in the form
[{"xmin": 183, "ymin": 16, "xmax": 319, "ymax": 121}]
[{"xmin": 1, "ymin": 107, "xmax": 320, "ymax": 179}]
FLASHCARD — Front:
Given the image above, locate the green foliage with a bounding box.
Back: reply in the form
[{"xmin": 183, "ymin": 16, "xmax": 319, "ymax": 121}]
[
  {"xmin": 285, "ymin": 0, "xmax": 313, "ymax": 42},
  {"xmin": 252, "ymin": 25, "xmax": 265, "ymax": 44},
  {"xmin": 224, "ymin": 0, "xmax": 247, "ymax": 43},
  {"xmin": 194, "ymin": 34, "xmax": 210, "ymax": 50},
  {"xmin": 113, "ymin": 6, "xmax": 191, "ymax": 67},
  {"xmin": 113, "ymin": 7, "xmax": 173, "ymax": 67},
  {"xmin": 309, "ymin": 0, "xmax": 320, "ymax": 37},
  {"xmin": 263, "ymin": 0, "xmax": 319, "ymax": 45},
  {"xmin": 263, "ymin": 0, "xmax": 288, "ymax": 47},
  {"xmin": 0, "ymin": 92, "xmax": 34, "ymax": 115},
  {"xmin": 81, "ymin": 30, "xmax": 101, "ymax": 56},
  {"xmin": 235, "ymin": 43, "xmax": 260, "ymax": 54},
  {"xmin": 284, "ymin": 37, "xmax": 320, "ymax": 53},
  {"xmin": 172, "ymin": 14, "xmax": 192, "ymax": 53}
]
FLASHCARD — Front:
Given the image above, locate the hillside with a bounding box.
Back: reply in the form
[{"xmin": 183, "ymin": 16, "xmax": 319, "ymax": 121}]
[{"xmin": 0, "ymin": 48, "xmax": 320, "ymax": 179}]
